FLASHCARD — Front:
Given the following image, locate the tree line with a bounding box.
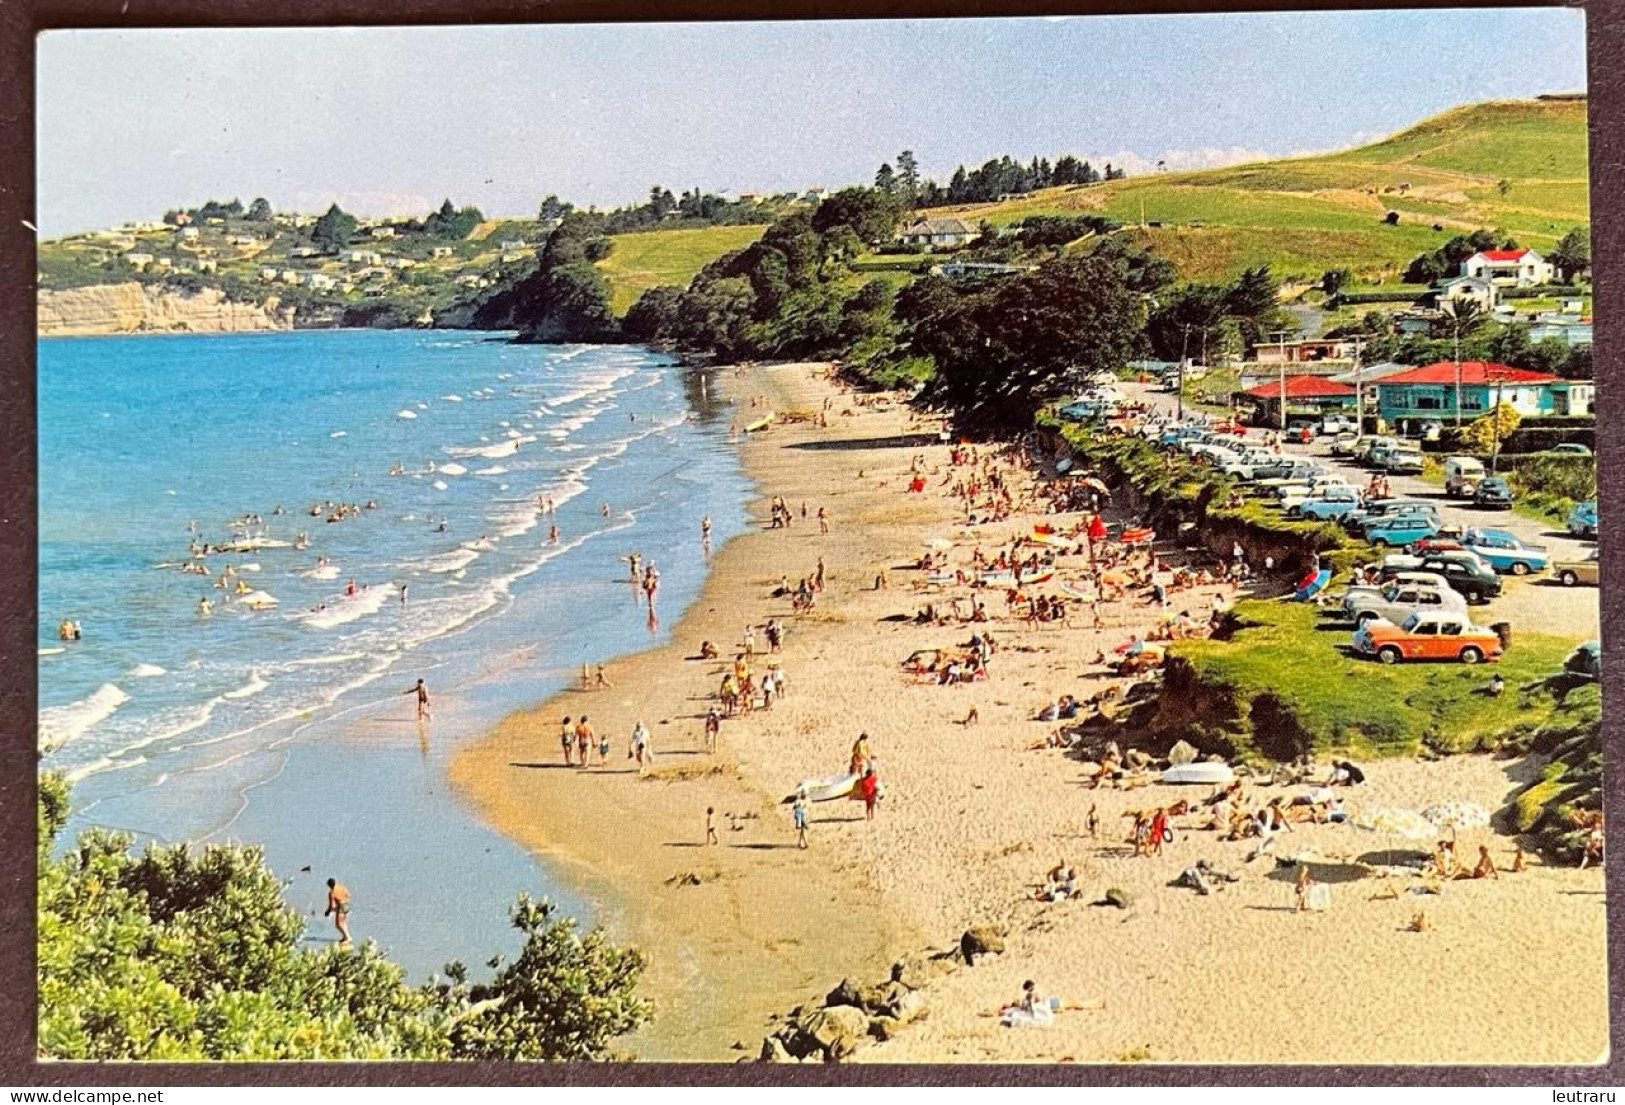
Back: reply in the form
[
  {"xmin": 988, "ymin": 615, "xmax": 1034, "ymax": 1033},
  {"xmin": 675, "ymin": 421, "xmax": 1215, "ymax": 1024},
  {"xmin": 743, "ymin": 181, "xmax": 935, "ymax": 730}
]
[{"xmin": 873, "ymin": 150, "xmax": 1125, "ymax": 210}]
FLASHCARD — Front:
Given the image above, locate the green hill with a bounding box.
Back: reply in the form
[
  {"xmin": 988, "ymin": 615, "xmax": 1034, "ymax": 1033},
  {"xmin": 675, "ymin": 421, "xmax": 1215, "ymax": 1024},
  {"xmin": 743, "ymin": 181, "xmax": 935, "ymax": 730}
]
[
  {"xmin": 594, "ymin": 225, "xmax": 765, "ymax": 314},
  {"xmin": 928, "ymin": 97, "xmax": 1589, "ymax": 282}
]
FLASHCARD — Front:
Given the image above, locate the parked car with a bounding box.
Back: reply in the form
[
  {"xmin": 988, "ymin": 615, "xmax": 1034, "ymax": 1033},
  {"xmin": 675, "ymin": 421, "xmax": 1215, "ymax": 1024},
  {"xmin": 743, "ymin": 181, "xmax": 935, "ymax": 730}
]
[
  {"xmin": 1408, "ymin": 536, "xmax": 1468, "ymax": 556},
  {"xmin": 1217, "ymin": 451, "xmax": 1277, "ymax": 479},
  {"xmin": 1292, "ymin": 487, "xmax": 1364, "ymax": 520},
  {"xmin": 1353, "ymin": 436, "xmax": 1398, "ymax": 465},
  {"xmin": 1248, "ymin": 458, "xmax": 1320, "ymax": 483},
  {"xmin": 1319, "ymin": 414, "xmax": 1356, "ymax": 436},
  {"xmin": 1549, "ymin": 443, "xmax": 1593, "ymax": 456},
  {"xmin": 1378, "ymin": 552, "xmax": 1502, "ymax": 603},
  {"xmin": 1343, "ymin": 581, "xmax": 1467, "ymax": 626},
  {"xmin": 1460, "ymin": 528, "xmax": 1550, "ymax": 575},
  {"xmin": 1472, "ymin": 476, "xmax": 1515, "ymax": 510},
  {"xmin": 1352, "ymin": 611, "xmax": 1504, "ymax": 665},
  {"xmin": 1378, "ymin": 444, "xmax": 1425, "ymax": 474},
  {"xmin": 1363, "ymin": 514, "xmax": 1441, "ymax": 547},
  {"xmin": 1340, "ymin": 434, "xmax": 1382, "ymax": 460},
  {"xmin": 1443, "ymin": 456, "xmax": 1486, "ymax": 498},
  {"xmin": 1342, "ymin": 498, "xmax": 1437, "ymax": 532},
  {"xmin": 1567, "ymin": 500, "xmax": 1598, "ymax": 538},
  {"xmin": 1328, "ymin": 430, "xmax": 1361, "ymax": 456},
  {"xmin": 1553, "ymin": 548, "xmax": 1600, "ymax": 587}
]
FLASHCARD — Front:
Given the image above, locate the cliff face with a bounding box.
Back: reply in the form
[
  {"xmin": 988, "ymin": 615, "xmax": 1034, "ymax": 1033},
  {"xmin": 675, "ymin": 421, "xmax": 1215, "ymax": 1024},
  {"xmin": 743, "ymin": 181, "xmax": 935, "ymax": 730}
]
[{"xmin": 37, "ymin": 283, "xmax": 294, "ymax": 337}]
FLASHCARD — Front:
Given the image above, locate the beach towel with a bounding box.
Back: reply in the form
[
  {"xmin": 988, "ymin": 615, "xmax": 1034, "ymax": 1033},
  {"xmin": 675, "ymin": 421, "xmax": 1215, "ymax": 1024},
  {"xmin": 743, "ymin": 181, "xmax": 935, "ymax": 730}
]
[{"xmin": 1000, "ymin": 1005, "xmax": 1056, "ymax": 1029}]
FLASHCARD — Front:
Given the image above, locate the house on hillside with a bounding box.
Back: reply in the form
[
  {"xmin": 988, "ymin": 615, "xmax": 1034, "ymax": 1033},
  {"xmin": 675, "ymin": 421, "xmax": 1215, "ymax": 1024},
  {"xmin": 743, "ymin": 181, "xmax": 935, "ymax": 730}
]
[
  {"xmin": 178, "ymin": 226, "xmax": 200, "ymax": 241},
  {"xmin": 1433, "ymin": 275, "xmax": 1496, "ymax": 311},
  {"xmin": 897, "ymin": 217, "xmax": 978, "ymax": 249},
  {"xmin": 1240, "ymin": 375, "xmax": 1358, "ymax": 427},
  {"xmin": 307, "ymin": 273, "xmax": 336, "ymax": 291},
  {"xmin": 279, "ymin": 269, "xmax": 303, "ymax": 285},
  {"xmin": 738, "ymin": 192, "xmax": 765, "ymax": 205},
  {"xmin": 802, "ymin": 187, "xmax": 830, "ymax": 204},
  {"xmin": 369, "ymin": 226, "xmax": 398, "ymax": 239},
  {"xmin": 258, "ymin": 266, "xmax": 279, "ymax": 281},
  {"xmin": 1374, "ymin": 361, "xmax": 1593, "ymax": 431},
  {"xmin": 1251, "ymin": 337, "xmax": 1357, "ymax": 365},
  {"xmin": 497, "ymin": 239, "xmax": 528, "ymax": 252},
  {"xmin": 430, "ymin": 246, "xmax": 454, "ymax": 258},
  {"xmin": 196, "ymin": 258, "xmax": 218, "ymax": 273},
  {"xmin": 384, "ymin": 256, "xmax": 418, "ymax": 270},
  {"xmin": 1460, "ymin": 248, "xmax": 1554, "ymax": 287},
  {"xmin": 347, "ymin": 249, "xmax": 383, "ymax": 266},
  {"xmin": 1527, "ymin": 313, "xmax": 1594, "ymax": 347}
]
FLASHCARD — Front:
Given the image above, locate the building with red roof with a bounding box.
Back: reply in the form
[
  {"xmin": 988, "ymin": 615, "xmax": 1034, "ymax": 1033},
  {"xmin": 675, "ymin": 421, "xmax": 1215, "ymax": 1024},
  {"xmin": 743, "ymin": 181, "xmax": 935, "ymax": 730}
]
[
  {"xmin": 1461, "ymin": 248, "xmax": 1555, "ymax": 286},
  {"xmin": 1375, "ymin": 360, "xmax": 1593, "ymax": 431},
  {"xmin": 1239, "ymin": 375, "xmax": 1358, "ymax": 426}
]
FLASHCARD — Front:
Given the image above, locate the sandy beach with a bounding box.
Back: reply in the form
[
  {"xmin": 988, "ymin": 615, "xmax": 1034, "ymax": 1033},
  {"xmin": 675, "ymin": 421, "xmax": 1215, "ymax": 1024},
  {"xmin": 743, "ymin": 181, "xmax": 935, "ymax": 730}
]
[{"xmin": 451, "ymin": 361, "xmax": 1607, "ymax": 1064}]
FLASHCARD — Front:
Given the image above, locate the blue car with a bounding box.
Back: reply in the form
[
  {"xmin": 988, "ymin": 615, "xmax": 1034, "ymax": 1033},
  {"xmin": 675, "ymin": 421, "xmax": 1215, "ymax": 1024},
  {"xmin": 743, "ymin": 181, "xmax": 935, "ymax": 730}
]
[
  {"xmin": 1294, "ymin": 488, "xmax": 1363, "ymax": 521},
  {"xmin": 1567, "ymin": 500, "xmax": 1598, "ymax": 538},
  {"xmin": 1460, "ymin": 528, "xmax": 1550, "ymax": 575},
  {"xmin": 1363, "ymin": 514, "xmax": 1441, "ymax": 547}
]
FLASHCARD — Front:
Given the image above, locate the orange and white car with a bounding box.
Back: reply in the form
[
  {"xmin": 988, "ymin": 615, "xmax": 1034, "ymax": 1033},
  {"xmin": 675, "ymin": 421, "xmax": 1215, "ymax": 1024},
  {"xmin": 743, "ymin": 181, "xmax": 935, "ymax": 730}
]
[{"xmin": 1351, "ymin": 610, "xmax": 1504, "ymax": 665}]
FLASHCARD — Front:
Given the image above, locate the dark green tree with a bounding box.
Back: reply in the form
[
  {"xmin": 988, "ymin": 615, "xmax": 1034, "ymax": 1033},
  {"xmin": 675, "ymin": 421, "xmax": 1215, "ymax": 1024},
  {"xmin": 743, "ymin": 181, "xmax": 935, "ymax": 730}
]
[
  {"xmin": 246, "ymin": 197, "xmax": 273, "ymax": 221},
  {"xmin": 874, "ymin": 163, "xmax": 897, "ymax": 195},
  {"xmin": 895, "ymin": 150, "xmax": 921, "ymax": 206},
  {"xmin": 623, "ymin": 285, "xmax": 685, "ymax": 342},
  {"xmin": 311, "ymin": 204, "xmax": 358, "ymax": 253},
  {"xmin": 1550, "ymin": 226, "xmax": 1590, "ymax": 282}
]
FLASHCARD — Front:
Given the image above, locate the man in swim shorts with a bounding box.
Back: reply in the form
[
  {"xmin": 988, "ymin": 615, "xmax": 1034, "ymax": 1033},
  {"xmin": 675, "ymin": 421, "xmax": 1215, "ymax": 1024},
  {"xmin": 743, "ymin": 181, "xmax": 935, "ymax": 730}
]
[{"xmin": 325, "ymin": 878, "xmax": 352, "ymax": 946}]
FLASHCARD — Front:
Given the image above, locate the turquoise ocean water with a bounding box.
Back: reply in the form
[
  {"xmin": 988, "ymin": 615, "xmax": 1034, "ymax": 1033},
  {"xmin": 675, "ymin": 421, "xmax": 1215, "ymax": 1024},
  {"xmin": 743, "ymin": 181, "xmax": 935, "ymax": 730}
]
[{"xmin": 37, "ymin": 330, "xmax": 751, "ymax": 978}]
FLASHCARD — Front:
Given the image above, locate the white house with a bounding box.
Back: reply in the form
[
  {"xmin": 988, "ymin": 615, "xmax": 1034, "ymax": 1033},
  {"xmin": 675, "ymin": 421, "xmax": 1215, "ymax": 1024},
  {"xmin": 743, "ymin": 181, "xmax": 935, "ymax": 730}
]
[
  {"xmin": 178, "ymin": 226, "xmax": 200, "ymax": 240},
  {"xmin": 369, "ymin": 226, "xmax": 398, "ymax": 239},
  {"xmin": 153, "ymin": 257, "xmax": 173, "ymax": 270},
  {"xmin": 279, "ymin": 269, "xmax": 303, "ymax": 285},
  {"xmin": 897, "ymin": 217, "xmax": 978, "ymax": 249},
  {"xmin": 384, "ymin": 256, "xmax": 417, "ymax": 270},
  {"xmin": 1434, "ymin": 275, "xmax": 1496, "ymax": 310},
  {"xmin": 196, "ymin": 258, "xmax": 218, "ymax": 273},
  {"xmin": 430, "ymin": 246, "xmax": 454, "ymax": 258},
  {"xmin": 258, "ymin": 266, "xmax": 279, "ymax": 281},
  {"xmin": 497, "ymin": 239, "xmax": 528, "ymax": 252},
  {"xmin": 1460, "ymin": 248, "xmax": 1555, "ymax": 287},
  {"xmin": 291, "ymin": 245, "xmax": 319, "ymax": 258},
  {"xmin": 307, "ymin": 273, "xmax": 336, "ymax": 291},
  {"xmin": 347, "ymin": 249, "xmax": 383, "ymax": 266}
]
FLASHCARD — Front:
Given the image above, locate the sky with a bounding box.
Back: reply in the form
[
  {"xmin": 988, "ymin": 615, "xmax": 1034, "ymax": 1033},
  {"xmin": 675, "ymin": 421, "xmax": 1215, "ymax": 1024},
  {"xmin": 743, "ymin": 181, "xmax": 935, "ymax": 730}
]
[{"xmin": 36, "ymin": 9, "xmax": 1587, "ymax": 236}]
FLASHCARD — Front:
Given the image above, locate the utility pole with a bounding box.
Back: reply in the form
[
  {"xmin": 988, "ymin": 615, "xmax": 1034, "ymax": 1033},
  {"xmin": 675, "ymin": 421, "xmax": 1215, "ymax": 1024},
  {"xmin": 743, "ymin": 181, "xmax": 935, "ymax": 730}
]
[
  {"xmin": 1453, "ymin": 324, "xmax": 1464, "ymax": 429},
  {"xmin": 1491, "ymin": 367, "xmax": 1506, "ymax": 474},
  {"xmin": 1272, "ymin": 329, "xmax": 1292, "ymax": 432},
  {"xmin": 1177, "ymin": 324, "xmax": 1190, "ymax": 422},
  {"xmin": 1352, "ymin": 337, "xmax": 1366, "ymax": 433}
]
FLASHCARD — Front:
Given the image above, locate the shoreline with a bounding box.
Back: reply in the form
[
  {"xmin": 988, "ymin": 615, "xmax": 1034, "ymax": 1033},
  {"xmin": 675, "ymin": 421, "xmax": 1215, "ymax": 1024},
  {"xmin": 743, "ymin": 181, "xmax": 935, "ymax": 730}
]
[{"xmin": 450, "ymin": 361, "xmax": 1607, "ymax": 1064}]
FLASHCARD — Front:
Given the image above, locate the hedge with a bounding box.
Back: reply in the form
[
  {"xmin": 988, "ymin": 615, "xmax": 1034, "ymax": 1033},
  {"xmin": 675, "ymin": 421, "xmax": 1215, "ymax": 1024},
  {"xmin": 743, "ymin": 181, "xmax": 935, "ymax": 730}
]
[{"xmin": 1327, "ymin": 289, "xmax": 1427, "ymax": 307}]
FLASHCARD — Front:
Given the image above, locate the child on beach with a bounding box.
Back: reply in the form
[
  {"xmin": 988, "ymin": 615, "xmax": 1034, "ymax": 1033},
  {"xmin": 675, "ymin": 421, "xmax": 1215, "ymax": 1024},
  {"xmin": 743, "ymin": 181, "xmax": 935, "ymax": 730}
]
[
  {"xmin": 793, "ymin": 788, "xmax": 809, "ymax": 849},
  {"xmin": 404, "ymin": 678, "xmax": 431, "ymax": 722},
  {"xmin": 706, "ymin": 807, "xmax": 719, "ymax": 846},
  {"xmin": 598, "ymin": 729, "xmax": 610, "ymax": 766}
]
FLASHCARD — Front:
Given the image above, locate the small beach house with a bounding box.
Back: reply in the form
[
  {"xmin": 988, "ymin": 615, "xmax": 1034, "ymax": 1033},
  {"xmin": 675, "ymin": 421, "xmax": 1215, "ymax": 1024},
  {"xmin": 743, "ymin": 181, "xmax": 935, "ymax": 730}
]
[
  {"xmin": 896, "ymin": 217, "xmax": 978, "ymax": 249},
  {"xmin": 1460, "ymin": 248, "xmax": 1555, "ymax": 287},
  {"xmin": 1373, "ymin": 361, "xmax": 1593, "ymax": 428}
]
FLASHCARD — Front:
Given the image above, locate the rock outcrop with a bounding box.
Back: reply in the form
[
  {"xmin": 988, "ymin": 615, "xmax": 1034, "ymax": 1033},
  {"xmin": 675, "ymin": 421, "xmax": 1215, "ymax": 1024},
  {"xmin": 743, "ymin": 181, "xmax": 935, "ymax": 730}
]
[{"xmin": 37, "ymin": 283, "xmax": 293, "ymax": 337}]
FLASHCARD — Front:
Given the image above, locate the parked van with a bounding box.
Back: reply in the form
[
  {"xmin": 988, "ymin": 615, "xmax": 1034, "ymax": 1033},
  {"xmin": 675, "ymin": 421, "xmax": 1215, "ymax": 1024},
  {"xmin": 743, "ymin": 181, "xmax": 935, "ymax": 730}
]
[{"xmin": 1443, "ymin": 456, "xmax": 1487, "ymax": 498}]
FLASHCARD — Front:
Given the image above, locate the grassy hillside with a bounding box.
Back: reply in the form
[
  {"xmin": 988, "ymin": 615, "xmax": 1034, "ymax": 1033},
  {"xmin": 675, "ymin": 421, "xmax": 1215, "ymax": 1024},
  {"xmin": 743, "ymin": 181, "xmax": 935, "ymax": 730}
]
[
  {"xmin": 929, "ymin": 98, "xmax": 1589, "ymax": 282},
  {"xmin": 595, "ymin": 225, "xmax": 765, "ymax": 314}
]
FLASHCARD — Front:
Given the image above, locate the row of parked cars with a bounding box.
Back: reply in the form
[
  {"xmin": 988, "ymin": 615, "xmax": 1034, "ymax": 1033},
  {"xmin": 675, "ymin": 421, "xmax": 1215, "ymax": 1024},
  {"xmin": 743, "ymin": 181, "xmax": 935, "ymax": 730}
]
[{"xmin": 1142, "ymin": 414, "xmax": 1597, "ymax": 667}]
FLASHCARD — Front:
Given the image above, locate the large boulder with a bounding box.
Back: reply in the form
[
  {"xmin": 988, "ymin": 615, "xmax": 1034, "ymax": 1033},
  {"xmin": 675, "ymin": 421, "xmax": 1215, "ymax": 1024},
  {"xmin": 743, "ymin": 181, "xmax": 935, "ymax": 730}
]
[
  {"xmin": 797, "ymin": 1004, "xmax": 871, "ymax": 1058},
  {"xmin": 890, "ymin": 953, "xmax": 932, "ymax": 990},
  {"xmin": 885, "ymin": 987, "xmax": 928, "ymax": 1025},
  {"xmin": 760, "ymin": 1036, "xmax": 795, "ymax": 1063},
  {"xmin": 868, "ymin": 1015, "xmax": 903, "ymax": 1042},
  {"xmin": 1168, "ymin": 739, "xmax": 1200, "ymax": 766},
  {"xmin": 1102, "ymin": 887, "xmax": 1133, "ymax": 910},
  {"xmin": 960, "ymin": 925, "xmax": 1007, "ymax": 964},
  {"xmin": 826, "ymin": 976, "xmax": 889, "ymax": 1012}
]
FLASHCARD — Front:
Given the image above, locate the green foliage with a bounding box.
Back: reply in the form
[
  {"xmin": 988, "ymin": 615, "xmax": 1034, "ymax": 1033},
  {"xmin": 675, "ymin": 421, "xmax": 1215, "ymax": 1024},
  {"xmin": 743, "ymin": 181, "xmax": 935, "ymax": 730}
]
[
  {"xmin": 1549, "ymin": 226, "xmax": 1590, "ymax": 282},
  {"xmin": 474, "ymin": 214, "xmax": 619, "ymax": 341},
  {"xmin": 916, "ymin": 250, "xmax": 1157, "ymax": 429},
  {"xmin": 424, "ymin": 199, "xmax": 485, "ymax": 241},
  {"xmin": 246, "ymin": 198, "xmax": 273, "ymax": 222},
  {"xmin": 38, "ymin": 779, "xmax": 649, "ymax": 1061},
  {"xmin": 622, "ymin": 285, "xmax": 685, "ymax": 342},
  {"xmin": 311, "ymin": 204, "xmax": 358, "ymax": 254},
  {"xmin": 1459, "ymin": 402, "xmax": 1521, "ymax": 453}
]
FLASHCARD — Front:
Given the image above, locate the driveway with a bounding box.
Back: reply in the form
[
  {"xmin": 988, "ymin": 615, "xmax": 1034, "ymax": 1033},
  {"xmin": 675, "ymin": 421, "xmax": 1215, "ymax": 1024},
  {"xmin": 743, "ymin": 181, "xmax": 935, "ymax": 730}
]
[{"xmin": 1120, "ymin": 382, "xmax": 1599, "ymax": 640}]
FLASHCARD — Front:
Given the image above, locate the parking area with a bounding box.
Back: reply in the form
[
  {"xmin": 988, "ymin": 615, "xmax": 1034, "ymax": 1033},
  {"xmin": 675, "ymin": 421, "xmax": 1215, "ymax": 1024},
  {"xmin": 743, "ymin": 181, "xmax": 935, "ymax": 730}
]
[{"xmin": 1122, "ymin": 382, "xmax": 1599, "ymax": 640}]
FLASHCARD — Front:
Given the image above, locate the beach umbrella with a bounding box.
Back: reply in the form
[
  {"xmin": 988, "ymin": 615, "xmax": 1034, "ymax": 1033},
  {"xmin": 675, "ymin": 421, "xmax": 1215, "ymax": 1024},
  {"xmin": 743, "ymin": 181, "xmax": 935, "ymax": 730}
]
[
  {"xmin": 1352, "ymin": 806, "xmax": 1435, "ymax": 841},
  {"xmin": 1421, "ymin": 801, "xmax": 1490, "ymax": 832}
]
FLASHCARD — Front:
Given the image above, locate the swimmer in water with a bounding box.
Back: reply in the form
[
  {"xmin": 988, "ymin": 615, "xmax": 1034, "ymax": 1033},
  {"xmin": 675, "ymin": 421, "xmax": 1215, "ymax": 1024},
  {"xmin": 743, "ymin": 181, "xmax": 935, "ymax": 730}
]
[
  {"xmin": 199, "ymin": 597, "xmax": 213, "ymax": 616},
  {"xmin": 601, "ymin": 502, "xmax": 611, "ymax": 517},
  {"xmin": 549, "ymin": 525, "xmax": 559, "ymax": 544}
]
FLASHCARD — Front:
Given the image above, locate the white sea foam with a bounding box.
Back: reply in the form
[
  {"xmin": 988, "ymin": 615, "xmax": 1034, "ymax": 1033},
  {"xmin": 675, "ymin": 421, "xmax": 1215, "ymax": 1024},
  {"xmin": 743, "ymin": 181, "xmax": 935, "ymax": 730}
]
[
  {"xmin": 39, "ymin": 683, "xmax": 129, "ymax": 753},
  {"xmin": 330, "ymin": 431, "xmax": 347, "ymax": 438},
  {"xmin": 432, "ymin": 480, "xmax": 448, "ymax": 490},
  {"xmin": 445, "ymin": 438, "xmax": 521, "ymax": 459},
  {"xmin": 474, "ymin": 466, "xmax": 508, "ymax": 476},
  {"xmin": 424, "ymin": 548, "xmax": 480, "ymax": 574},
  {"xmin": 299, "ymin": 587, "xmax": 392, "ymax": 630},
  {"xmin": 397, "ymin": 410, "xmax": 418, "ymax": 420},
  {"xmin": 437, "ymin": 463, "xmax": 469, "ymax": 476},
  {"xmin": 417, "ymin": 402, "xmax": 428, "ymax": 410},
  {"xmin": 301, "ymin": 564, "xmax": 341, "ymax": 580},
  {"xmin": 443, "ymin": 394, "xmax": 463, "ymax": 402},
  {"xmin": 223, "ymin": 671, "xmax": 270, "ymax": 700},
  {"xmin": 128, "ymin": 663, "xmax": 167, "ymax": 678}
]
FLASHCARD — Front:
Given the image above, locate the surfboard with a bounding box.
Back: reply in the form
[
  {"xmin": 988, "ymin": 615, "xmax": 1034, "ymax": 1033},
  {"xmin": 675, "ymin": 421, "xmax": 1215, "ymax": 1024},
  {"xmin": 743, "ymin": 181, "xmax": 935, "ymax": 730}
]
[
  {"xmin": 744, "ymin": 412, "xmax": 775, "ymax": 433},
  {"xmin": 1160, "ymin": 762, "xmax": 1235, "ymax": 786},
  {"xmin": 783, "ymin": 773, "xmax": 859, "ymax": 804}
]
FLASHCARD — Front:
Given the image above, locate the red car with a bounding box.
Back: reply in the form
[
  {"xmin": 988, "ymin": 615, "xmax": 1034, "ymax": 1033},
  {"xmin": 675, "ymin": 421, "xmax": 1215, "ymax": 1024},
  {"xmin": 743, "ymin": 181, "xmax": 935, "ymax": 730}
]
[
  {"xmin": 1211, "ymin": 420, "xmax": 1249, "ymax": 436},
  {"xmin": 1409, "ymin": 536, "xmax": 1466, "ymax": 556}
]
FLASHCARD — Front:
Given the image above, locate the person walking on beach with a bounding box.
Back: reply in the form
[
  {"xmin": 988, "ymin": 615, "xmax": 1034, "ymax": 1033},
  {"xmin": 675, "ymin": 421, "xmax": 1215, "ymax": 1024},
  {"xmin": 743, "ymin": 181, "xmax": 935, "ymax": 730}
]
[
  {"xmin": 705, "ymin": 806, "xmax": 720, "ymax": 846},
  {"xmin": 404, "ymin": 678, "xmax": 431, "ymax": 721},
  {"xmin": 399, "ymin": 582, "xmax": 409, "ymax": 607},
  {"xmin": 597, "ymin": 728, "xmax": 610, "ymax": 767},
  {"xmin": 860, "ymin": 767, "xmax": 879, "ymax": 823},
  {"xmin": 793, "ymin": 788, "xmax": 809, "ymax": 850},
  {"xmin": 575, "ymin": 716, "xmax": 593, "ymax": 768},
  {"xmin": 704, "ymin": 706, "xmax": 721, "ymax": 754},
  {"xmin": 817, "ymin": 507, "xmax": 829, "ymax": 535},
  {"xmin": 324, "ymin": 878, "xmax": 352, "ymax": 946},
  {"xmin": 560, "ymin": 716, "xmax": 574, "ymax": 766},
  {"xmin": 631, "ymin": 720, "xmax": 653, "ymax": 772}
]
